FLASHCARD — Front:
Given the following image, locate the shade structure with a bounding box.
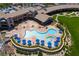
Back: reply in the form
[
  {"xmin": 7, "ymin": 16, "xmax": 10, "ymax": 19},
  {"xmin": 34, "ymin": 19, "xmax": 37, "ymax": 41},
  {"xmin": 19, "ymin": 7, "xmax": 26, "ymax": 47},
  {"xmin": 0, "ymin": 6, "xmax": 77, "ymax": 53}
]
[
  {"xmin": 54, "ymin": 41, "xmax": 58, "ymax": 47},
  {"xmin": 47, "ymin": 41, "xmax": 52, "ymax": 48},
  {"xmin": 22, "ymin": 39, "xmax": 26, "ymax": 45},
  {"xmin": 36, "ymin": 39, "xmax": 40, "ymax": 45},
  {"xmin": 41, "ymin": 40, "xmax": 44, "ymax": 46},
  {"xmin": 56, "ymin": 37, "xmax": 60, "ymax": 42},
  {"xmin": 27, "ymin": 40, "xmax": 32, "ymax": 46}
]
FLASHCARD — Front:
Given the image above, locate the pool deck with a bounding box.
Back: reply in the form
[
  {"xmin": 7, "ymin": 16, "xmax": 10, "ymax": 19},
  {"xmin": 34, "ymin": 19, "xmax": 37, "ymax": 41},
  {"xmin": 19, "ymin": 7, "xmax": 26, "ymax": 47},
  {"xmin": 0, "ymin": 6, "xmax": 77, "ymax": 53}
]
[
  {"xmin": 7, "ymin": 20, "xmax": 60, "ymax": 39},
  {"xmin": 5, "ymin": 20, "xmax": 63, "ymax": 49}
]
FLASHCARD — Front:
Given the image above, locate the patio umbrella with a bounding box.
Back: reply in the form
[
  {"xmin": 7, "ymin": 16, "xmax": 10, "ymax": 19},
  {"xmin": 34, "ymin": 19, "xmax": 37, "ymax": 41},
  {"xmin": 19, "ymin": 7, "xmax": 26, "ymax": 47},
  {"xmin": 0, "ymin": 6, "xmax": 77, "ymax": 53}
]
[
  {"xmin": 22, "ymin": 39, "xmax": 26, "ymax": 45},
  {"xmin": 36, "ymin": 39, "xmax": 40, "ymax": 45},
  {"xmin": 56, "ymin": 37, "xmax": 60, "ymax": 42},
  {"xmin": 41, "ymin": 40, "xmax": 44, "ymax": 46},
  {"xmin": 14, "ymin": 34, "xmax": 18, "ymax": 38},
  {"xmin": 59, "ymin": 29, "xmax": 62, "ymax": 34},
  {"xmin": 17, "ymin": 38, "xmax": 21, "ymax": 43},
  {"xmin": 47, "ymin": 41, "xmax": 52, "ymax": 48},
  {"xmin": 27, "ymin": 40, "xmax": 32, "ymax": 46},
  {"xmin": 54, "ymin": 41, "xmax": 58, "ymax": 47}
]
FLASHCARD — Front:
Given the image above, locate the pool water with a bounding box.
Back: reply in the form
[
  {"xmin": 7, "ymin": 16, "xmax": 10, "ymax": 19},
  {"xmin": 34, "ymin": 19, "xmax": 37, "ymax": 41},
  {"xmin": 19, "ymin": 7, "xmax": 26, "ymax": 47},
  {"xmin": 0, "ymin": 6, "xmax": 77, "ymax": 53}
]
[
  {"xmin": 24, "ymin": 29, "xmax": 57, "ymax": 40},
  {"xmin": 47, "ymin": 29, "xmax": 57, "ymax": 34}
]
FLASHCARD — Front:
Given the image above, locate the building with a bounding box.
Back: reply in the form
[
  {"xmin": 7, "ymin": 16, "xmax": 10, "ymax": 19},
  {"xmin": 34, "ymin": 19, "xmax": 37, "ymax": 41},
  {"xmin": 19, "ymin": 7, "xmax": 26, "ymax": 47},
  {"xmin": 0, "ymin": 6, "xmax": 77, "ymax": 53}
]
[
  {"xmin": 35, "ymin": 13, "xmax": 53, "ymax": 26},
  {"xmin": 12, "ymin": 3, "xmax": 44, "ymax": 8},
  {"xmin": 0, "ymin": 5, "xmax": 52, "ymax": 30},
  {"xmin": 0, "ymin": 7, "xmax": 33, "ymax": 30}
]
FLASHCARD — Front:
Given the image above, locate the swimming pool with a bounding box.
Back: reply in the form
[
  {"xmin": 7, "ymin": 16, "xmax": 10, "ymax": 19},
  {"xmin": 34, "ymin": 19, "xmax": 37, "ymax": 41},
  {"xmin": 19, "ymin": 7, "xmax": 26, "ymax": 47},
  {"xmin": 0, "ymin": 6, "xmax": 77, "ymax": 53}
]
[
  {"xmin": 24, "ymin": 28, "xmax": 57, "ymax": 40},
  {"xmin": 13, "ymin": 26, "xmax": 62, "ymax": 48},
  {"xmin": 23, "ymin": 28, "xmax": 58, "ymax": 47}
]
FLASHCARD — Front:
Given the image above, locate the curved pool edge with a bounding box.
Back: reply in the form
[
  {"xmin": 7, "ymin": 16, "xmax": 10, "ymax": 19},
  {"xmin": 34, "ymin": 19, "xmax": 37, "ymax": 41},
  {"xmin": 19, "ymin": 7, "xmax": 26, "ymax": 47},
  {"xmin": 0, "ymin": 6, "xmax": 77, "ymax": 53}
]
[
  {"xmin": 11, "ymin": 29, "xmax": 66, "ymax": 53},
  {"xmin": 36, "ymin": 28, "xmax": 57, "ymax": 34}
]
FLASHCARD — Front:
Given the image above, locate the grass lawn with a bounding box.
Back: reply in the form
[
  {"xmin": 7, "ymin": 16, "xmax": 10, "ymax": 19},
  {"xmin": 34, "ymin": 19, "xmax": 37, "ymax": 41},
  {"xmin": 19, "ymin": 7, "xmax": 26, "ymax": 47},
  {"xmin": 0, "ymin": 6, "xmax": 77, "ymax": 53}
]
[
  {"xmin": 58, "ymin": 16, "xmax": 79, "ymax": 56},
  {"xmin": 0, "ymin": 3, "xmax": 10, "ymax": 8}
]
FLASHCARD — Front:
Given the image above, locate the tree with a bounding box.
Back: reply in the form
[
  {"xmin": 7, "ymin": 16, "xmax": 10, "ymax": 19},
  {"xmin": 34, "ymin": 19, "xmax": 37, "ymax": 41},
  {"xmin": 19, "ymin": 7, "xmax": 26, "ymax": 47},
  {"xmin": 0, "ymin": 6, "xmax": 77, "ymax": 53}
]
[{"xmin": 38, "ymin": 51, "xmax": 43, "ymax": 56}]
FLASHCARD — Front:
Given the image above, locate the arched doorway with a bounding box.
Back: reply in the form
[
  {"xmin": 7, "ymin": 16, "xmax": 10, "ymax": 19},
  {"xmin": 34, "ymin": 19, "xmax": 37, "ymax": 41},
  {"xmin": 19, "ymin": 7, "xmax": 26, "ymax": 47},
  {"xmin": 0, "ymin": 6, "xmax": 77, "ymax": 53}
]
[{"xmin": 0, "ymin": 18, "xmax": 9, "ymax": 30}]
